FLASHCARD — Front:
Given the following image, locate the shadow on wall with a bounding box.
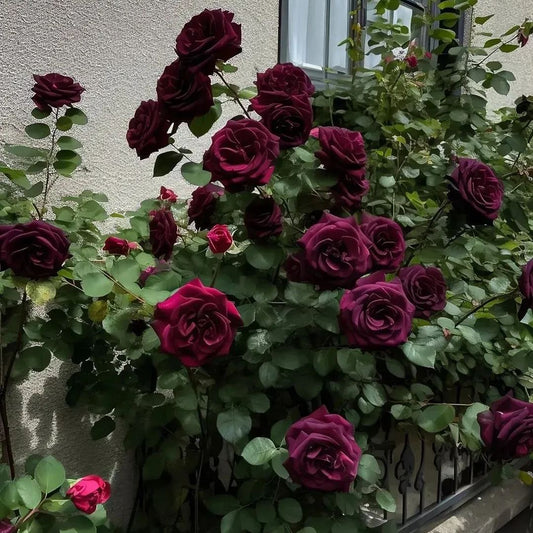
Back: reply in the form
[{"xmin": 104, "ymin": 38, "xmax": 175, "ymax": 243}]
[{"xmin": 8, "ymin": 359, "xmax": 136, "ymax": 525}]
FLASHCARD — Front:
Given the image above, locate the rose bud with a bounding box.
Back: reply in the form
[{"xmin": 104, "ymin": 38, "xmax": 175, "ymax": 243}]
[
  {"xmin": 152, "ymin": 278, "xmax": 242, "ymax": 367},
  {"xmin": 244, "ymin": 196, "xmax": 283, "ymax": 241},
  {"xmin": 31, "ymin": 73, "xmax": 84, "ymax": 112},
  {"xmin": 103, "ymin": 236, "xmax": 138, "ymax": 256},
  {"xmin": 158, "ymin": 186, "xmax": 178, "ymax": 203},
  {"xmin": 0, "ymin": 220, "xmax": 70, "ymax": 279},
  {"xmin": 66, "ymin": 475, "xmax": 111, "ymax": 514},
  {"xmin": 207, "ymin": 224, "xmax": 233, "ymax": 254},
  {"xmin": 127, "ymin": 100, "xmax": 171, "ymax": 160},
  {"xmin": 405, "ymin": 55, "xmax": 418, "ymax": 69},
  {"xmin": 149, "ymin": 209, "xmax": 178, "ymax": 260},
  {"xmin": 188, "ymin": 184, "xmax": 224, "ymax": 230},
  {"xmin": 284, "ymin": 406, "xmax": 362, "ymax": 492}
]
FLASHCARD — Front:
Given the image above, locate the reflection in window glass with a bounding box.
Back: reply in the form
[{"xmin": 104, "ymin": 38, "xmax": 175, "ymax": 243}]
[{"xmin": 328, "ymin": 0, "xmax": 350, "ymax": 72}]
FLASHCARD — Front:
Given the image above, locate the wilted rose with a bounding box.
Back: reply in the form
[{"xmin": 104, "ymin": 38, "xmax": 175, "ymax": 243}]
[
  {"xmin": 339, "ymin": 272, "xmax": 415, "ymax": 349},
  {"xmin": 66, "ymin": 475, "xmax": 111, "ymax": 514},
  {"xmin": 175, "ymin": 9, "xmax": 241, "ymax": 74},
  {"xmin": 207, "ymin": 224, "xmax": 233, "ymax": 254},
  {"xmin": 284, "ymin": 406, "xmax": 362, "ymax": 492},
  {"xmin": 158, "ymin": 186, "xmax": 177, "ymax": 203},
  {"xmin": 478, "ymin": 393, "xmax": 533, "ymax": 459},
  {"xmin": 32, "ymin": 73, "xmax": 84, "ymax": 112},
  {"xmin": 152, "ymin": 278, "xmax": 242, "ymax": 367},
  {"xmin": 0, "ymin": 220, "xmax": 70, "ymax": 279},
  {"xmin": 203, "ymin": 119, "xmax": 280, "ymax": 192},
  {"xmin": 127, "ymin": 100, "xmax": 170, "ymax": 160},
  {"xmin": 149, "ymin": 209, "xmax": 178, "ymax": 260},
  {"xmin": 188, "ymin": 184, "xmax": 224, "ymax": 230}
]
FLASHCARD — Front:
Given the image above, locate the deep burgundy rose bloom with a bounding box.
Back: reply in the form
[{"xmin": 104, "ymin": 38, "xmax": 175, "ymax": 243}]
[
  {"xmin": 405, "ymin": 55, "xmax": 418, "ymax": 69},
  {"xmin": 66, "ymin": 475, "xmax": 111, "ymax": 514},
  {"xmin": 152, "ymin": 278, "xmax": 242, "ymax": 367},
  {"xmin": 285, "ymin": 213, "xmax": 371, "ymax": 290},
  {"xmin": 518, "ymin": 259, "xmax": 533, "ymax": 319},
  {"xmin": 244, "ymin": 197, "xmax": 283, "ymax": 241},
  {"xmin": 207, "ymin": 224, "xmax": 233, "ymax": 254},
  {"xmin": 127, "ymin": 100, "xmax": 170, "ymax": 160},
  {"xmin": 175, "ymin": 9, "xmax": 241, "ymax": 74},
  {"xmin": 255, "ymin": 63, "xmax": 315, "ymax": 98},
  {"xmin": 156, "ymin": 60, "xmax": 213, "ymax": 125},
  {"xmin": 103, "ymin": 237, "xmax": 137, "ymax": 256},
  {"xmin": 158, "ymin": 186, "xmax": 177, "ymax": 203},
  {"xmin": 339, "ymin": 272, "xmax": 415, "ymax": 349},
  {"xmin": 332, "ymin": 169, "xmax": 370, "ymax": 211},
  {"xmin": 284, "ymin": 406, "xmax": 362, "ymax": 492},
  {"xmin": 478, "ymin": 394, "xmax": 533, "ymax": 459},
  {"xmin": 0, "ymin": 520, "xmax": 14, "ymax": 533},
  {"xmin": 0, "ymin": 221, "xmax": 69, "ymax": 279},
  {"xmin": 203, "ymin": 119, "xmax": 280, "ymax": 192},
  {"xmin": 398, "ymin": 265, "xmax": 447, "ymax": 319},
  {"xmin": 31, "ymin": 73, "xmax": 84, "ymax": 112},
  {"xmin": 188, "ymin": 184, "xmax": 224, "ymax": 230},
  {"xmin": 448, "ymin": 158, "xmax": 504, "ymax": 224},
  {"xmin": 149, "ymin": 209, "xmax": 178, "ymax": 260},
  {"xmin": 360, "ymin": 213, "xmax": 405, "ymax": 271},
  {"xmin": 251, "ymin": 94, "xmax": 313, "ymax": 149},
  {"xmin": 315, "ymin": 127, "xmax": 367, "ymax": 173}
]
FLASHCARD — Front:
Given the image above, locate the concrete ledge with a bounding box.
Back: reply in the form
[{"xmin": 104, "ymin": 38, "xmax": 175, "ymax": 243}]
[{"xmin": 423, "ymin": 479, "xmax": 532, "ymax": 533}]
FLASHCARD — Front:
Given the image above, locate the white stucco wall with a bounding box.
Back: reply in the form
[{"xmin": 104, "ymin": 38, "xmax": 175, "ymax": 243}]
[
  {"xmin": 1, "ymin": 0, "xmax": 532, "ymax": 526},
  {"xmin": 0, "ymin": 0, "xmax": 279, "ymax": 524}
]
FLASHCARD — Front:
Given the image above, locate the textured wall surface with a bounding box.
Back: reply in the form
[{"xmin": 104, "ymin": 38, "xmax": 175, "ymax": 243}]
[{"xmin": 0, "ymin": 0, "xmax": 279, "ymax": 524}]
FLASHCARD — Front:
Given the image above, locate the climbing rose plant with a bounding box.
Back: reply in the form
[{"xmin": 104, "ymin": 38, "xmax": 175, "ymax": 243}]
[{"xmin": 1, "ymin": 1, "xmax": 533, "ymax": 532}]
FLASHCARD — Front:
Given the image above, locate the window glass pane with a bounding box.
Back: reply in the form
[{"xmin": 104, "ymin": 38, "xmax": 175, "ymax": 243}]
[
  {"xmin": 393, "ymin": 5, "xmax": 413, "ymax": 29},
  {"xmin": 287, "ymin": 0, "xmax": 326, "ymax": 70},
  {"xmin": 328, "ymin": 0, "xmax": 350, "ymax": 72},
  {"xmin": 364, "ymin": 0, "xmax": 382, "ymax": 69}
]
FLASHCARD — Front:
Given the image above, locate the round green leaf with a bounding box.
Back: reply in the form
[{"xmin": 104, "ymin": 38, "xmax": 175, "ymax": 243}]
[
  {"xmin": 21, "ymin": 346, "xmax": 51, "ymax": 372},
  {"xmin": 31, "ymin": 108, "xmax": 51, "ymax": 119},
  {"xmin": 57, "ymin": 136, "xmax": 82, "ymax": 150},
  {"xmin": 59, "ymin": 515, "xmax": 96, "ymax": 533},
  {"xmin": 26, "ymin": 280, "xmax": 56, "ymax": 305},
  {"xmin": 25, "ymin": 123, "xmax": 51, "ymax": 139},
  {"xmin": 16, "ymin": 476, "xmax": 42, "ymax": 508},
  {"xmin": 245, "ymin": 244, "xmax": 283, "ymax": 270},
  {"xmin": 81, "ymin": 272, "xmax": 114, "ymax": 297},
  {"xmin": 56, "ymin": 116, "xmax": 73, "ymax": 131},
  {"xmin": 357, "ymin": 454, "xmax": 381, "ymax": 484},
  {"xmin": 90, "ymin": 416, "xmax": 116, "ymax": 440},
  {"xmin": 34, "ymin": 456, "xmax": 66, "ymax": 493},
  {"xmin": 241, "ymin": 437, "xmax": 277, "ymax": 466},
  {"xmin": 65, "ymin": 107, "xmax": 88, "ymax": 125},
  {"xmin": 417, "ymin": 404, "xmax": 455, "ymax": 433},
  {"xmin": 181, "ymin": 161, "xmax": 211, "ymax": 186},
  {"xmin": 153, "ymin": 151, "xmax": 182, "ymax": 177},
  {"xmin": 216, "ymin": 407, "xmax": 251, "ymax": 444},
  {"xmin": 278, "ymin": 498, "xmax": 302, "ymax": 524},
  {"xmin": 376, "ymin": 488, "xmax": 397, "ymax": 512}
]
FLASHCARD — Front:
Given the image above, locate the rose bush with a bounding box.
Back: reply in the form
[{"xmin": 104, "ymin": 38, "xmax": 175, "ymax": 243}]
[{"xmin": 2, "ymin": 2, "xmax": 533, "ymax": 532}]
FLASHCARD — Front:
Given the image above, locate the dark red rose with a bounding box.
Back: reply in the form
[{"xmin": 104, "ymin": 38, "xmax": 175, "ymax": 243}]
[
  {"xmin": 448, "ymin": 158, "xmax": 504, "ymax": 224},
  {"xmin": 251, "ymin": 94, "xmax": 313, "ymax": 149},
  {"xmin": 127, "ymin": 100, "xmax": 170, "ymax": 160},
  {"xmin": 255, "ymin": 63, "xmax": 315, "ymax": 98},
  {"xmin": 478, "ymin": 393, "xmax": 533, "ymax": 459},
  {"xmin": 203, "ymin": 119, "xmax": 280, "ymax": 192},
  {"xmin": 405, "ymin": 55, "xmax": 418, "ymax": 69},
  {"xmin": 360, "ymin": 213, "xmax": 405, "ymax": 271},
  {"xmin": 103, "ymin": 237, "xmax": 138, "ymax": 256},
  {"xmin": 0, "ymin": 520, "xmax": 14, "ymax": 533},
  {"xmin": 207, "ymin": 224, "xmax": 233, "ymax": 254},
  {"xmin": 31, "ymin": 73, "xmax": 84, "ymax": 112},
  {"xmin": 285, "ymin": 213, "xmax": 371, "ymax": 290},
  {"xmin": 149, "ymin": 209, "xmax": 178, "ymax": 260},
  {"xmin": 66, "ymin": 475, "xmax": 111, "ymax": 514},
  {"xmin": 518, "ymin": 259, "xmax": 533, "ymax": 319},
  {"xmin": 315, "ymin": 127, "xmax": 367, "ymax": 173},
  {"xmin": 156, "ymin": 60, "xmax": 213, "ymax": 125},
  {"xmin": 244, "ymin": 197, "xmax": 283, "ymax": 241},
  {"xmin": 0, "ymin": 221, "xmax": 69, "ymax": 279},
  {"xmin": 398, "ymin": 265, "xmax": 447, "ymax": 319},
  {"xmin": 339, "ymin": 272, "xmax": 415, "ymax": 349},
  {"xmin": 152, "ymin": 278, "xmax": 242, "ymax": 367},
  {"xmin": 332, "ymin": 169, "xmax": 369, "ymax": 211},
  {"xmin": 284, "ymin": 406, "xmax": 362, "ymax": 492},
  {"xmin": 175, "ymin": 9, "xmax": 241, "ymax": 74},
  {"xmin": 158, "ymin": 186, "xmax": 178, "ymax": 203},
  {"xmin": 188, "ymin": 184, "xmax": 224, "ymax": 230}
]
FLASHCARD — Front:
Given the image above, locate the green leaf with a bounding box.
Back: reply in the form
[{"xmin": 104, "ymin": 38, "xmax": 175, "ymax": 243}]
[
  {"xmin": 376, "ymin": 488, "xmax": 396, "ymax": 512},
  {"xmin": 332, "ymin": 517, "xmax": 360, "ymax": 533},
  {"xmin": 26, "ymin": 162, "xmax": 47, "ymax": 175},
  {"xmin": 25, "ymin": 181, "xmax": 45, "ymax": 197},
  {"xmin": 278, "ymin": 498, "xmax": 302, "ymax": 524},
  {"xmin": 16, "ymin": 476, "xmax": 42, "ymax": 508},
  {"xmin": 242, "ymin": 437, "xmax": 277, "ymax": 465},
  {"xmin": 272, "ymin": 449, "xmax": 289, "ymax": 479},
  {"xmin": 81, "ymin": 272, "xmax": 114, "ymax": 297},
  {"xmin": 153, "ymin": 151, "xmax": 183, "ymax": 177},
  {"xmin": 25, "ymin": 123, "xmax": 51, "ymax": 140},
  {"xmin": 259, "ymin": 362, "xmax": 279, "ymax": 388},
  {"xmin": 65, "ymin": 107, "xmax": 88, "ymax": 125},
  {"xmin": 32, "ymin": 107, "xmax": 51, "ymax": 119},
  {"xmin": 57, "ymin": 136, "xmax": 82, "ymax": 150},
  {"xmin": 391, "ymin": 404, "xmax": 411, "ymax": 420},
  {"xmin": 53, "ymin": 160, "xmax": 78, "ymax": 176},
  {"xmin": 204, "ymin": 495, "xmax": 240, "ymax": 516},
  {"xmin": 0, "ymin": 166, "xmax": 31, "ymax": 189},
  {"xmin": 245, "ymin": 244, "xmax": 283, "ymax": 270},
  {"xmin": 402, "ymin": 342, "xmax": 436, "ymax": 368},
  {"xmin": 34, "ymin": 456, "xmax": 66, "ymax": 493},
  {"xmin": 56, "ymin": 116, "xmax": 73, "ymax": 131},
  {"xmin": 430, "ymin": 28, "xmax": 457, "ymax": 42},
  {"xmin": 21, "ymin": 346, "xmax": 51, "ymax": 372},
  {"xmin": 90, "ymin": 416, "xmax": 116, "ymax": 440},
  {"xmin": 110, "ymin": 258, "xmax": 141, "ymax": 285},
  {"xmin": 59, "ymin": 516, "xmax": 96, "ymax": 533},
  {"xmin": 357, "ymin": 454, "xmax": 381, "ymax": 484},
  {"xmin": 181, "ymin": 161, "xmax": 211, "ymax": 186},
  {"xmin": 272, "ymin": 348, "xmax": 308, "ymax": 370},
  {"xmin": 221, "ymin": 510, "xmax": 240, "ymax": 533},
  {"xmin": 189, "ymin": 101, "xmax": 222, "ymax": 137},
  {"xmin": 4, "ymin": 144, "xmax": 46, "ymax": 158},
  {"xmin": 417, "ymin": 404, "xmax": 455, "ymax": 433},
  {"xmin": 245, "ymin": 393, "xmax": 270, "ymax": 413},
  {"xmin": 26, "ymin": 280, "xmax": 56, "ymax": 305},
  {"xmin": 460, "ymin": 402, "xmax": 488, "ymax": 450},
  {"xmin": 217, "ymin": 407, "xmax": 252, "ymax": 444},
  {"xmin": 142, "ymin": 453, "xmax": 165, "ymax": 481},
  {"xmin": 379, "ymin": 175, "xmax": 395, "ymax": 188},
  {"xmin": 475, "ymin": 14, "xmax": 494, "ymax": 24}
]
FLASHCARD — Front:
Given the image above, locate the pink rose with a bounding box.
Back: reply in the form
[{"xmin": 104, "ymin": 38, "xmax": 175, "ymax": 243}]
[
  {"xmin": 66, "ymin": 475, "xmax": 111, "ymax": 514},
  {"xmin": 158, "ymin": 186, "xmax": 178, "ymax": 203}
]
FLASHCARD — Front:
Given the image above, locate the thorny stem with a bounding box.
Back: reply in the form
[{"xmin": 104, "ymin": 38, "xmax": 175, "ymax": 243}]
[
  {"xmin": 455, "ymin": 289, "xmax": 518, "ymax": 327},
  {"xmin": 41, "ymin": 109, "xmax": 59, "ymax": 216},
  {"xmin": 214, "ymin": 70, "xmax": 251, "ymax": 119}
]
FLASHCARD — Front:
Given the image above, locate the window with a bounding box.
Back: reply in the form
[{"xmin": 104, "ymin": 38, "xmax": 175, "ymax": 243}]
[{"xmin": 279, "ymin": 0, "xmax": 439, "ymax": 80}]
